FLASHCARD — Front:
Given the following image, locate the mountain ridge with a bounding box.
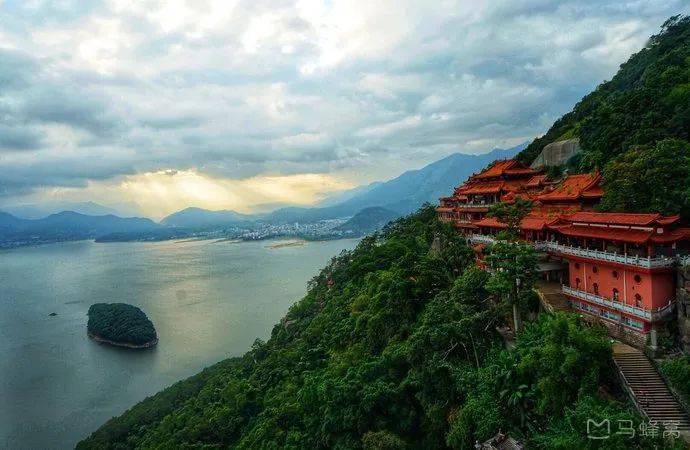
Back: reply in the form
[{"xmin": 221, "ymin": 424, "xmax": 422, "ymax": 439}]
[{"xmin": 159, "ymin": 144, "xmax": 527, "ymax": 227}]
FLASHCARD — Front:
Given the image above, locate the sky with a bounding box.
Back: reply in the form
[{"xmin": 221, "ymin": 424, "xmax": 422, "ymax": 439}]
[{"xmin": 0, "ymin": 0, "xmax": 688, "ymax": 219}]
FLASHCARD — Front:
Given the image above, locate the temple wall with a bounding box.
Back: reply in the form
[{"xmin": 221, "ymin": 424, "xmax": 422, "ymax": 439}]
[{"xmin": 578, "ymin": 313, "xmax": 648, "ymax": 348}]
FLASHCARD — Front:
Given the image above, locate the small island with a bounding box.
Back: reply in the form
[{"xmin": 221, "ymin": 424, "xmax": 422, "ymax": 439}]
[{"xmin": 87, "ymin": 303, "xmax": 158, "ymax": 349}]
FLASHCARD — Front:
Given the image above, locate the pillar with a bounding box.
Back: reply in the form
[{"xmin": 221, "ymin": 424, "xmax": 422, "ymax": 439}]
[{"xmin": 650, "ymin": 328, "xmax": 658, "ymax": 351}]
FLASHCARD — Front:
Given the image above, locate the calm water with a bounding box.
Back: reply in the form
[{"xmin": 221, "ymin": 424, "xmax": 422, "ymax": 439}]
[{"xmin": 0, "ymin": 238, "xmax": 358, "ymax": 450}]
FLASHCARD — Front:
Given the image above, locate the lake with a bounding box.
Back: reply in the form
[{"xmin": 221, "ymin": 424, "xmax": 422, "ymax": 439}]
[{"xmin": 0, "ymin": 238, "xmax": 359, "ymax": 449}]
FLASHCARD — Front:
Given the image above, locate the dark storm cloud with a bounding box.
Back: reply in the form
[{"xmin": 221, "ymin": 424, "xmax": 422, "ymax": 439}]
[
  {"xmin": 19, "ymin": 89, "xmax": 124, "ymax": 137},
  {"xmin": 0, "ymin": 124, "xmax": 44, "ymax": 151}
]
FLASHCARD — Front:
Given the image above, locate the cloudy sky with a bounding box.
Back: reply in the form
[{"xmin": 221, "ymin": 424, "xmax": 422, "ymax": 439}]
[{"xmin": 0, "ymin": 0, "xmax": 687, "ymax": 218}]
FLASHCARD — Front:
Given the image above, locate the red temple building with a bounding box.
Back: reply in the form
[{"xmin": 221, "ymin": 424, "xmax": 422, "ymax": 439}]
[{"xmin": 437, "ymin": 159, "xmax": 690, "ymax": 347}]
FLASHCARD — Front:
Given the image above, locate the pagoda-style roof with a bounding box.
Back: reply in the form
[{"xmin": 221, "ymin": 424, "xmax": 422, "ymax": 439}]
[
  {"xmin": 472, "ymin": 159, "xmax": 537, "ymax": 180},
  {"xmin": 548, "ymin": 224, "xmax": 654, "ymax": 244},
  {"xmin": 456, "ymin": 180, "xmax": 505, "ymax": 195},
  {"xmin": 525, "ymin": 174, "xmax": 547, "ymax": 188},
  {"xmin": 537, "ymin": 173, "xmax": 601, "ymax": 202},
  {"xmin": 473, "ymin": 215, "xmax": 552, "ymax": 231},
  {"xmin": 563, "ymin": 211, "xmax": 680, "ymax": 227}
]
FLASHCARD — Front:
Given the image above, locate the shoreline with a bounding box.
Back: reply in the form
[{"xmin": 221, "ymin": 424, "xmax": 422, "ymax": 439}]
[{"xmin": 87, "ymin": 332, "xmax": 158, "ymax": 349}]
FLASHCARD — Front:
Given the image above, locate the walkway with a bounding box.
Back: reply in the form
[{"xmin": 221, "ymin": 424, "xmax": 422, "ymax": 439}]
[
  {"xmin": 612, "ymin": 343, "xmax": 690, "ymax": 435},
  {"xmin": 534, "ymin": 280, "xmax": 570, "ymax": 313}
]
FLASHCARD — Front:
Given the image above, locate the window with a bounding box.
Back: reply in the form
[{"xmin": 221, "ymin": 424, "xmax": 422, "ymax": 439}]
[
  {"xmin": 623, "ymin": 317, "xmax": 644, "ymax": 330},
  {"xmin": 635, "ymin": 294, "xmax": 643, "ymax": 308},
  {"xmin": 574, "ymin": 262, "xmax": 580, "ymax": 269},
  {"xmin": 592, "ymin": 266, "xmax": 598, "ymax": 274},
  {"xmin": 634, "ymin": 274, "xmax": 642, "ymax": 284},
  {"xmin": 602, "ymin": 310, "xmax": 620, "ymax": 321},
  {"xmin": 593, "ymin": 283, "xmax": 599, "ymax": 295},
  {"xmin": 612, "ymin": 288, "xmax": 619, "ymax": 301},
  {"xmin": 612, "ymin": 270, "xmax": 619, "ymax": 279}
]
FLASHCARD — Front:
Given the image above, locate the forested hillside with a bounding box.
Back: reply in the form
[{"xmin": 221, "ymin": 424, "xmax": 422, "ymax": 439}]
[
  {"xmin": 79, "ymin": 206, "xmax": 677, "ymax": 449},
  {"xmin": 517, "ymin": 15, "xmax": 689, "ymax": 167},
  {"xmin": 516, "ymin": 15, "xmax": 690, "ymax": 219}
]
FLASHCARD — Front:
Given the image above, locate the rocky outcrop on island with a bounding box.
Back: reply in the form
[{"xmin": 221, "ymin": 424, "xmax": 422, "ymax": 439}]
[{"xmin": 87, "ymin": 303, "xmax": 158, "ymax": 349}]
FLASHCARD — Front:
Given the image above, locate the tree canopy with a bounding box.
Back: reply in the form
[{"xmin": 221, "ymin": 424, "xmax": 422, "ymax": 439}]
[
  {"xmin": 87, "ymin": 303, "xmax": 157, "ymax": 347},
  {"xmin": 599, "ymin": 139, "xmax": 690, "ymax": 219},
  {"xmin": 78, "ymin": 207, "xmax": 679, "ymax": 449}
]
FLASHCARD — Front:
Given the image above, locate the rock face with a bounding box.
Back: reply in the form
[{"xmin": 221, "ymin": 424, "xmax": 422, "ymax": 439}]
[{"xmin": 530, "ymin": 138, "xmax": 582, "ymax": 168}]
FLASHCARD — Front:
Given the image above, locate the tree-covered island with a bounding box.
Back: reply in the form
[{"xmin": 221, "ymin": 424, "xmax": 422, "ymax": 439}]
[{"xmin": 87, "ymin": 303, "xmax": 158, "ymax": 349}]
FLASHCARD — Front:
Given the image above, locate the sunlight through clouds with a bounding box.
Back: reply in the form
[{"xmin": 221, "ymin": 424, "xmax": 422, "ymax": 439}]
[{"xmin": 114, "ymin": 170, "xmax": 354, "ymax": 219}]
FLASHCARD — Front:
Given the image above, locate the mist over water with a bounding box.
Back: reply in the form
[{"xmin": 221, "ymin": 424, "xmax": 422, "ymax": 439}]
[{"xmin": 0, "ymin": 238, "xmax": 358, "ymax": 449}]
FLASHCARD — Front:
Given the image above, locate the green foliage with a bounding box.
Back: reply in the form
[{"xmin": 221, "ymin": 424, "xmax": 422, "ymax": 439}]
[
  {"xmin": 545, "ymin": 165, "xmax": 564, "ymax": 180},
  {"xmin": 518, "ymin": 16, "xmax": 690, "ymax": 170},
  {"xmin": 485, "ymin": 242, "xmax": 539, "ymax": 314},
  {"xmin": 487, "ymin": 199, "xmax": 533, "ymax": 239},
  {"xmin": 362, "ymin": 430, "xmax": 407, "ymax": 450},
  {"xmin": 78, "ymin": 208, "xmax": 678, "ymax": 449},
  {"xmin": 599, "ymin": 139, "xmax": 690, "ymax": 219},
  {"xmin": 661, "ymin": 355, "xmax": 690, "ymax": 403},
  {"xmin": 531, "ymin": 395, "xmax": 678, "ymax": 449},
  {"xmin": 516, "ymin": 15, "xmax": 690, "ymax": 216},
  {"xmin": 87, "ymin": 303, "xmax": 157, "ymax": 346}
]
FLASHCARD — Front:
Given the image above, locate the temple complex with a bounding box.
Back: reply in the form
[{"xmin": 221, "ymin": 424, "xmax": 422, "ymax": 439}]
[{"xmin": 437, "ymin": 159, "xmax": 690, "ymax": 348}]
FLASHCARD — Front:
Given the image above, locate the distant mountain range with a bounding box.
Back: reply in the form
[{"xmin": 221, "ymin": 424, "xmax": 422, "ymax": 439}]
[
  {"xmin": 0, "ymin": 143, "xmax": 525, "ymax": 247},
  {"xmin": 161, "ymin": 207, "xmax": 254, "ymax": 228},
  {"xmin": 158, "ymin": 143, "xmax": 526, "ymax": 227},
  {"xmin": 0, "ymin": 201, "xmax": 139, "ymax": 219},
  {"xmin": 333, "ymin": 207, "xmax": 401, "ymax": 235},
  {"xmin": 0, "ymin": 211, "xmax": 159, "ymax": 247}
]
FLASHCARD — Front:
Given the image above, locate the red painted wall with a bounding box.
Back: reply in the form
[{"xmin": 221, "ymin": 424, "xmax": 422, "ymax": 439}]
[{"xmin": 566, "ymin": 259, "xmax": 674, "ymax": 310}]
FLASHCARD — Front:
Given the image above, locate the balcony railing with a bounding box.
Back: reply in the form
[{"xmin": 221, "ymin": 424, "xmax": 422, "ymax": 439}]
[
  {"xmin": 538, "ymin": 241, "xmax": 676, "ymax": 269},
  {"xmin": 462, "ymin": 235, "xmax": 688, "ymax": 268},
  {"xmin": 467, "ymin": 234, "xmax": 497, "ymax": 245},
  {"xmin": 562, "ymin": 285, "xmax": 675, "ymax": 321},
  {"xmin": 455, "ymin": 204, "xmax": 491, "ymax": 211}
]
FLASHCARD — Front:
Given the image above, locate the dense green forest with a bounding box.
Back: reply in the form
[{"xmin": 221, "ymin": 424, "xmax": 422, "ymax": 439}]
[
  {"xmin": 87, "ymin": 303, "xmax": 158, "ymax": 347},
  {"xmin": 516, "ymin": 15, "xmax": 690, "ymax": 219},
  {"xmin": 79, "ymin": 207, "xmax": 678, "ymax": 449}
]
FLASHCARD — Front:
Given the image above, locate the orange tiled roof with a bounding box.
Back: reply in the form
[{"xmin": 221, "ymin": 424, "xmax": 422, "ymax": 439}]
[
  {"xmin": 581, "ymin": 184, "xmax": 604, "ymax": 198},
  {"xmin": 563, "ymin": 211, "xmax": 680, "ymax": 227},
  {"xmin": 473, "ymin": 215, "xmax": 550, "ymax": 231},
  {"xmin": 537, "ymin": 173, "xmax": 601, "ymax": 201},
  {"xmin": 471, "ymin": 159, "xmax": 537, "ymax": 180},
  {"xmin": 549, "ymin": 224, "xmax": 653, "ymax": 244},
  {"xmin": 473, "ymin": 217, "xmax": 507, "ymax": 229},
  {"xmin": 472, "ymin": 160, "xmax": 518, "ymax": 179},
  {"xmin": 651, "ymin": 228, "xmax": 690, "ymax": 243},
  {"xmin": 456, "ymin": 181, "xmax": 505, "ymax": 195},
  {"xmin": 525, "ymin": 174, "xmax": 547, "ymax": 188},
  {"xmin": 504, "ymin": 167, "xmax": 538, "ymax": 176}
]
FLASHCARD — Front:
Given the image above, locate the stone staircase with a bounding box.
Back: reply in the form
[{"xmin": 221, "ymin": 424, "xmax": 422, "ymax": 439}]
[{"xmin": 612, "ymin": 343, "xmax": 690, "ymax": 432}]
